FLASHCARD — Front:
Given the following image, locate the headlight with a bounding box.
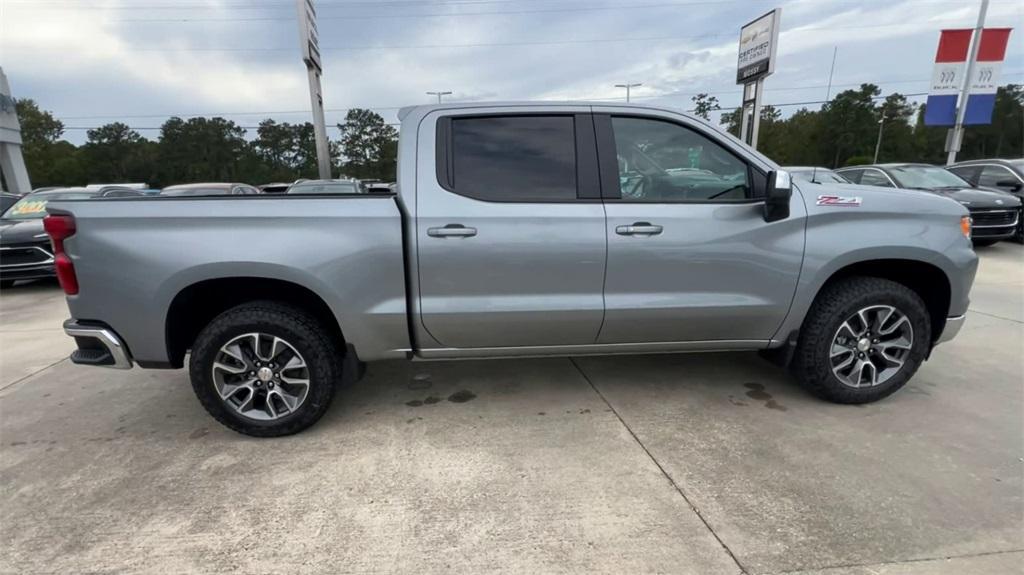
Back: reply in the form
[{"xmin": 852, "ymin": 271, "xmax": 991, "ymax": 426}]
[{"xmin": 960, "ymin": 215, "xmax": 972, "ymax": 238}]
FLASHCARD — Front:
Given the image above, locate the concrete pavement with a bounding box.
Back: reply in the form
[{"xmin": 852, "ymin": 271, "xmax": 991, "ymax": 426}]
[{"xmin": 0, "ymin": 244, "xmax": 1021, "ymax": 574}]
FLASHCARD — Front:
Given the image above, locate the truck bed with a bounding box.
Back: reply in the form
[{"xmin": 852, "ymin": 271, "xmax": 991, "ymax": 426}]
[{"xmin": 49, "ymin": 195, "xmax": 410, "ymax": 365}]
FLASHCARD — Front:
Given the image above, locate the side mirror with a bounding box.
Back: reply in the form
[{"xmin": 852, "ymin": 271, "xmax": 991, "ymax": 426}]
[
  {"xmin": 764, "ymin": 170, "xmax": 792, "ymax": 223},
  {"xmin": 995, "ymin": 179, "xmax": 1023, "ymax": 193}
]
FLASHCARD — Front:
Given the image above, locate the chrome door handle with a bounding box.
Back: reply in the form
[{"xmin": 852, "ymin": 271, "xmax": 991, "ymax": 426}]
[
  {"xmin": 615, "ymin": 222, "xmax": 663, "ymax": 236},
  {"xmin": 428, "ymin": 224, "xmax": 477, "ymax": 238}
]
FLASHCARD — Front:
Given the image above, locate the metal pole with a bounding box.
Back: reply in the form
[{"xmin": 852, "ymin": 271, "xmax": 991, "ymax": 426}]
[
  {"xmin": 825, "ymin": 46, "xmax": 838, "ymax": 102},
  {"xmin": 306, "ymin": 67, "xmax": 331, "ymax": 179},
  {"xmin": 873, "ymin": 116, "xmax": 886, "ymax": 164},
  {"xmin": 750, "ymin": 77, "xmax": 764, "ymax": 149},
  {"xmin": 947, "ymin": 0, "xmax": 989, "ymax": 165}
]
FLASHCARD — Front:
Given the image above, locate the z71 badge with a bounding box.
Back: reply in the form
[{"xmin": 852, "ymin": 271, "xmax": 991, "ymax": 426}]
[{"xmin": 816, "ymin": 195, "xmax": 862, "ymax": 207}]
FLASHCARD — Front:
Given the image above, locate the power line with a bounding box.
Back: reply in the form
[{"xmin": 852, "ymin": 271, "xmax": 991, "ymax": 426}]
[
  {"xmin": 18, "ymin": 20, "xmax": 996, "ymax": 53},
  {"xmin": 56, "ymin": 92, "xmax": 935, "ymax": 132},
  {"xmin": 51, "ymin": 71, "xmax": 1024, "ymax": 120},
  {"xmin": 21, "ymin": 2, "xmax": 1019, "ymax": 22}
]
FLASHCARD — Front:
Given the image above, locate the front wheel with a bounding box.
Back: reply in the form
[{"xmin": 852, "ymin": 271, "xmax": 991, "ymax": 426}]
[
  {"xmin": 189, "ymin": 301, "xmax": 341, "ymax": 437},
  {"xmin": 792, "ymin": 277, "xmax": 931, "ymax": 404}
]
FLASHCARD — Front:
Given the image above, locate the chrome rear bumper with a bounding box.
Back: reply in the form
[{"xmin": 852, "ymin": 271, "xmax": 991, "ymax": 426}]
[{"xmin": 64, "ymin": 320, "xmax": 133, "ymax": 369}]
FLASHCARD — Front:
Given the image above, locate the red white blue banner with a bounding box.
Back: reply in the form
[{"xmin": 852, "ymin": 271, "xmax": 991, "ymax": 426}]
[
  {"xmin": 924, "ymin": 29, "xmax": 972, "ymax": 126},
  {"xmin": 964, "ymin": 28, "xmax": 1012, "ymax": 125},
  {"xmin": 925, "ymin": 28, "xmax": 1013, "ymax": 126}
]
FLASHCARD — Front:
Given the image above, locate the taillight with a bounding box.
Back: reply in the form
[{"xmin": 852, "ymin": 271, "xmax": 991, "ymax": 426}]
[
  {"xmin": 960, "ymin": 215, "xmax": 972, "ymax": 239},
  {"xmin": 43, "ymin": 213, "xmax": 79, "ymax": 295}
]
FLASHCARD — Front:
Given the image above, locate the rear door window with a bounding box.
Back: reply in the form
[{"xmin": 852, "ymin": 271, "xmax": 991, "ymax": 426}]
[{"xmin": 448, "ymin": 115, "xmax": 577, "ymax": 202}]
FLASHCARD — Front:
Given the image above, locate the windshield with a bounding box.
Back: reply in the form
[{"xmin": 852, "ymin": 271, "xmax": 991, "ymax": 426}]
[
  {"xmin": 790, "ymin": 169, "xmax": 850, "ymax": 184},
  {"xmin": 287, "ymin": 182, "xmax": 360, "ymax": 194},
  {"xmin": 160, "ymin": 187, "xmax": 231, "ymax": 196},
  {"xmin": 889, "ymin": 166, "xmax": 969, "ymax": 189},
  {"xmin": 2, "ymin": 192, "xmax": 96, "ymax": 220}
]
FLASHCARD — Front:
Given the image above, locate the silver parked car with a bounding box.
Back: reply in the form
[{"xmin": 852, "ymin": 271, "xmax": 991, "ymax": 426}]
[{"xmin": 46, "ymin": 102, "xmax": 977, "ymax": 436}]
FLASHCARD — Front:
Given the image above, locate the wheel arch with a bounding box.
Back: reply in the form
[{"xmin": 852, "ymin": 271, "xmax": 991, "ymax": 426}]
[
  {"xmin": 165, "ymin": 276, "xmax": 346, "ymax": 368},
  {"xmin": 810, "ymin": 258, "xmax": 952, "ymax": 344}
]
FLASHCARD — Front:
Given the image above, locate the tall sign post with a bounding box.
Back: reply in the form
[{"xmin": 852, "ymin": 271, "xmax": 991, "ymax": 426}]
[
  {"xmin": 736, "ymin": 8, "xmax": 781, "ymax": 149},
  {"xmin": 0, "ymin": 67, "xmax": 32, "ymax": 194},
  {"xmin": 296, "ymin": 0, "xmax": 332, "ymax": 179}
]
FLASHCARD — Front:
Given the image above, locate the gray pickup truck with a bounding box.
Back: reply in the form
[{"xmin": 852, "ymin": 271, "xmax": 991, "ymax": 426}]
[{"xmin": 46, "ymin": 103, "xmax": 978, "ymax": 436}]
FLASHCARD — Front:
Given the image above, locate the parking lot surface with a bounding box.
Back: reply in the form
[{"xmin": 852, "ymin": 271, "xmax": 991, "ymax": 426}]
[{"xmin": 1, "ymin": 244, "xmax": 1021, "ymax": 574}]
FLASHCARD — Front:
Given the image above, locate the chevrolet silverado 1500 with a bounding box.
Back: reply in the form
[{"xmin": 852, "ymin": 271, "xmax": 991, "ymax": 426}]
[{"xmin": 46, "ymin": 103, "xmax": 978, "ymax": 436}]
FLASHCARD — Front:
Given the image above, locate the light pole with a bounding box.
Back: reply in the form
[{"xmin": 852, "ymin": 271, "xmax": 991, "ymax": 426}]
[
  {"xmin": 873, "ymin": 114, "xmax": 888, "ymax": 164},
  {"xmin": 427, "ymin": 91, "xmax": 452, "ymax": 104},
  {"xmin": 614, "ymin": 83, "xmax": 642, "ymax": 103}
]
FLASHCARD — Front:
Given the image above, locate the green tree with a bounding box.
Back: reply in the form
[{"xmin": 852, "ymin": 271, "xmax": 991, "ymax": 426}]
[
  {"xmin": 338, "ymin": 108, "xmax": 398, "ymax": 181},
  {"xmin": 820, "ymin": 84, "xmax": 881, "ymax": 167},
  {"xmin": 157, "ymin": 117, "xmax": 249, "ymax": 184},
  {"xmin": 13, "ymin": 99, "xmax": 74, "ymax": 187},
  {"xmin": 690, "ymin": 93, "xmax": 721, "ymax": 121},
  {"xmin": 79, "ymin": 122, "xmax": 150, "ymax": 182}
]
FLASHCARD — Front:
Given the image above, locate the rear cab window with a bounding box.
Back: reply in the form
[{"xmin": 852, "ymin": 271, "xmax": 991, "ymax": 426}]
[{"xmin": 439, "ymin": 115, "xmax": 579, "ymax": 202}]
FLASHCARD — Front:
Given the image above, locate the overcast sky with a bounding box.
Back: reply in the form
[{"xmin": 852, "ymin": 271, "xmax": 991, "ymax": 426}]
[{"xmin": 1, "ymin": 0, "xmax": 1022, "ymax": 144}]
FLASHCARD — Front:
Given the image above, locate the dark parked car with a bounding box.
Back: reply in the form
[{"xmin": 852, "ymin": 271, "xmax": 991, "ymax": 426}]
[
  {"xmin": 836, "ymin": 163, "xmax": 1021, "ymax": 246},
  {"xmin": 783, "ymin": 167, "xmax": 852, "ymax": 184},
  {"xmin": 0, "ymin": 187, "xmax": 143, "ymax": 287},
  {"xmin": 259, "ymin": 182, "xmax": 292, "ymax": 194},
  {"xmin": 160, "ymin": 183, "xmax": 261, "ymax": 196},
  {"xmin": 947, "ymin": 159, "xmax": 1024, "ymax": 243},
  {"xmin": 1, "ymin": 192, "xmax": 22, "ymax": 214}
]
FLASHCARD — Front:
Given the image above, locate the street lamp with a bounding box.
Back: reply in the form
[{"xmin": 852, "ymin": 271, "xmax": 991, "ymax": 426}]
[
  {"xmin": 427, "ymin": 91, "xmax": 452, "ymax": 104},
  {"xmin": 614, "ymin": 83, "xmax": 642, "ymax": 103},
  {"xmin": 873, "ymin": 114, "xmax": 888, "ymax": 164}
]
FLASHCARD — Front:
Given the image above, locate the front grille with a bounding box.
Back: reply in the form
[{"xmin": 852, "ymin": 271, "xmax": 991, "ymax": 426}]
[
  {"xmin": 970, "ymin": 209, "xmax": 1019, "ymax": 228},
  {"xmin": 0, "ymin": 243, "xmax": 53, "ymax": 267}
]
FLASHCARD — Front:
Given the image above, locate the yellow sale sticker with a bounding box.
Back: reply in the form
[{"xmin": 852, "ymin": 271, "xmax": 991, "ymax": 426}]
[{"xmin": 10, "ymin": 200, "xmax": 47, "ymax": 216}]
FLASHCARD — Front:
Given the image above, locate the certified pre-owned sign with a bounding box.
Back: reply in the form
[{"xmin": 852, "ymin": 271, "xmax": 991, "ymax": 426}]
[{"xmin": 736, "ymin": 9, "xmax": 781, "ymax": 84}]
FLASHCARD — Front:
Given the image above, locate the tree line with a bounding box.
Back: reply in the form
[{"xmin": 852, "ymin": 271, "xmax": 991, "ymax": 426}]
[
  {"xmin": 12, "ymin": 102, "xmax": 398, "ymax": 188},
  {"xmin": 700, "ymin": 83, "xmax": 1023, "ymax": 167},
  {"xmin": 9, "ymin": 83, "xmax": 1023, "ymax": 190}
]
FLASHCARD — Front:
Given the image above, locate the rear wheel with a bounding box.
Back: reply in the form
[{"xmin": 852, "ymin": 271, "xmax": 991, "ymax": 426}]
[
  {"xmin": 189, "ymin": 301, "xmax": 340, "ymax": 437},
  {"xmin": 793, "ymin": 277, "xmax": 930, "ymax": 404}
]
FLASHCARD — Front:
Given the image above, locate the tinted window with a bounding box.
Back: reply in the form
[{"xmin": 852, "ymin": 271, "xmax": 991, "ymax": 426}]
[
  {"xmin": 611, "ymin": 117, "xmax": 750, "ymax": 202},
  {"xmin": 947, "ymin": 165, "xmax": 979, "ymax": 184},
  {"xmin": 836, "ymin": 169, "xmax": 862, "ymax": 184},
  {"xmin": 450, "ymin": 115, "xmax": 577, "ymax": 201},
  {"xmin": 978, "ymin": 165, "xmax": 1019, "ymax": 189},
  {"xmin": 858, "ymin": 170, "xmax": 894, "ymax": 187}
]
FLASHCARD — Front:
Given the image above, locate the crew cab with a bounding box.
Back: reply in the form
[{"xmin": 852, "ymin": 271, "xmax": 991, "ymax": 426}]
[{"xmin": 46, "ymin": 103, "xmax": 978, "ymax": 436}]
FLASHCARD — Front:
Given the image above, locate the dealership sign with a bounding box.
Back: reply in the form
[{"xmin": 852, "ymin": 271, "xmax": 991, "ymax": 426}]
[
  {"xmin": 736, "ymin": 9, "xmax": 781, "ymax": 84},
  {"xmin": 924, "ymin": 28, "xmax": 1012, "ymax": 126},
  {"xmin": 296, "ymin": 0, "xmax": 321, "ymax": 72}
]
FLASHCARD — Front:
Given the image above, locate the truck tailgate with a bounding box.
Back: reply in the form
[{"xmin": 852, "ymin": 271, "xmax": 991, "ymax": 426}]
[{"xmin": 47, "ymin": 196, "xmax": 409, "ymax": 364}]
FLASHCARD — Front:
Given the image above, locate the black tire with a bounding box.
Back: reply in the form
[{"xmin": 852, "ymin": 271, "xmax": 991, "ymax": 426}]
[
  {"xmin": 0, "ymin": 280, "xmax": 14, "ymax": 289},
  {"xmin": 972, "ymin": 239, "xmax": 999, "ymax": 247},
  {"xmin": 189, "ymin": 301, "xmax": 340, "ymax": 437},
  {"xmin": 792, "ymin": 277, "xmax": 931, "ymax": 404}
]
